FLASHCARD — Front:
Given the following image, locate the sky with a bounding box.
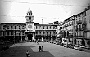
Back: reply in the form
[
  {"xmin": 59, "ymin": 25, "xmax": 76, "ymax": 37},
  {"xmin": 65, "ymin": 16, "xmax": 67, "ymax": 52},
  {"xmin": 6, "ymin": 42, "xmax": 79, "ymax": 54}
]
[{"xmin": 0, "ymin": 0, "xmax": 90, "ymax": 24}]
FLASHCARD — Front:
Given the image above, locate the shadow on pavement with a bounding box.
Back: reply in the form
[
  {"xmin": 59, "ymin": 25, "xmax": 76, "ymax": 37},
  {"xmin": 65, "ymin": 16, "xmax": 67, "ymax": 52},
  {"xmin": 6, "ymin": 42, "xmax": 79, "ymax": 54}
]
[
  {"xmin": 31, "ymin": 51, "xmax": 55, "ymax": 57},
  {"xmin": 0, "ymin": 46, "xmax": 55, "ymax": 57},
  {"xmin": 0, "ymin": 46, "xmax": 34, "ymax": 57}
]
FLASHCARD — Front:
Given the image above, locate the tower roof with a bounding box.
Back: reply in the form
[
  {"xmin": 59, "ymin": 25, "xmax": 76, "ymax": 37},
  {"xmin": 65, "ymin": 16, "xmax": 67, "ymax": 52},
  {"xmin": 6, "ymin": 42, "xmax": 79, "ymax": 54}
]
[{"xmin": 27, "ymin": 8, "xmax": 33, "ymax": 15}]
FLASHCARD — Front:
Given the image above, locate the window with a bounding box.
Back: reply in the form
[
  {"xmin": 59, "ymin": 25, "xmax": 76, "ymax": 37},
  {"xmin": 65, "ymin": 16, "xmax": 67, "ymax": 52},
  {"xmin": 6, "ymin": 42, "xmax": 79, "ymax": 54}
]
[
  {"xmin": 36, "ymin": 31, "xmax": 38, "ymax": 34},
  {"xmin": 47, "ymin": 26, "xmax": 48, "ymax": 29},
  {"xmin": 11, "ymin": 26, "xmax": 12, "ymax": 29},
  {"xmin": 50, "ymin": 32, "xmax": 51, "ymax": 35},
  {"xmin": 2, "ymin": 32, "xmax": 4, "ymax": 36},
  {"xmin": 29, "ymin": 17, "xmax": 31, "ymax": 20},
  {"xmin": 11, "ymin": 32, "xmax": 13, "ymax": 36},
  {"xmin": 50, "ymin": 26, "xmax": 51, "ymax": 29},
  {"xmin": 19, "ymin": 26, "xmax": 21, "ymax": 29},
  {"xmin": 39, "ymin": 31, "xmax": 41, "ymax": 34},
  {"xmin": 47, "ymin": 32, "xmax": 48, "ymax": 35},
  {"xmin": 7, "ymin": 32, "xmax": 9, "ymax": 36},
  {"xmin": 43, "ymin": 26, "xmax": 44, "ymax": 29},
  {"xmin": 19, "ymin": 32, "xmax": 20, "ymax": 36},
  {"xmin": 15, "ymin": 26, "xmax": 16, "ymax": 29},
  {"xmin": 7, "ymin": 26, "xmax": 9, "ymax": 29},
  {"xmin": 36, "ymin": 26, "xmax": 37, "ymax": 29},
  {"xmin": 43, "ymin": 31, "xmax": 45, "ymax": 34},
  {"xmin": 22, "ymin": 25, "xmax": 25, "ymax": 29}
]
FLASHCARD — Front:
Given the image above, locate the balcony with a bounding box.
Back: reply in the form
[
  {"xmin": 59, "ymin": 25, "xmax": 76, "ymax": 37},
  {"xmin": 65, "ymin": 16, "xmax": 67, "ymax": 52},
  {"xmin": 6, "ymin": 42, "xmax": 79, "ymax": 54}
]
[
  {"xmin": 75, "ymin": 28, "xmax": 86, "ymax": 31},
  {"xmin": 76, "ymin": 20, "xmax": 82, "ymax": 24}
]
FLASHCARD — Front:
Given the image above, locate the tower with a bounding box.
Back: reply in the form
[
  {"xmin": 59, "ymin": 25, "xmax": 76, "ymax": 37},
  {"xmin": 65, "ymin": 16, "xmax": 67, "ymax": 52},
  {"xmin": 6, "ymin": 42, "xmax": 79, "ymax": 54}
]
[{"xmin": 25, "ymin": 9, "xmax": 35, "ymax": 41}]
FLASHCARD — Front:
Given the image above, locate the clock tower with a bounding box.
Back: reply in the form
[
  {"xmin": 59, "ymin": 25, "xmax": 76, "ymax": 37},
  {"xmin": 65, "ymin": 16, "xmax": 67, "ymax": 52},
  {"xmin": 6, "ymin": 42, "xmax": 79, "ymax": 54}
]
[{"xmin": 25, "ymin": 9, "xmax": 35, "ymax": 41}]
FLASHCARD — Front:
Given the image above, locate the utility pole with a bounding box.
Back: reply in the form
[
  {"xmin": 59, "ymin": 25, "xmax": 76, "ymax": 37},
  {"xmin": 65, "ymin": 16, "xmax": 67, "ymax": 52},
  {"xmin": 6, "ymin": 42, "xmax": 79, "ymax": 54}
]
[
  {"xmin": 20, "ymin": 29, "xmax": 22, "ymax": 42},
  {"xmin": 42, "ymin": 19, "xmax": 43, "ymax": 24},
  {"xmin": 14, "ymin": 31, "xmax": 15, "ymax": 44},
  {"xmin": 42, "ymin": 19, "xmax": 43, "ymax": 42}
]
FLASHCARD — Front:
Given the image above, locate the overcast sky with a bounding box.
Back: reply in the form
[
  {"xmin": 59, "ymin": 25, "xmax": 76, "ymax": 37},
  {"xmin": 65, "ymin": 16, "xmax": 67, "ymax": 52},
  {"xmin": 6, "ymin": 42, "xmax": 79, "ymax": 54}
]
[{"xmin": 0, "ymin": 0, "xmax": 90, "ymax": 24}]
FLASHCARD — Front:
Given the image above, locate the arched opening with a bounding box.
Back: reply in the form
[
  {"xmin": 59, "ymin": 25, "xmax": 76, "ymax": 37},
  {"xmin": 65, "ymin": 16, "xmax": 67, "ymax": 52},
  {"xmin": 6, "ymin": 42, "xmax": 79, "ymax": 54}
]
[{"xmin": 27, "ymin": 34, "xmax": 33, "ymax": 41}]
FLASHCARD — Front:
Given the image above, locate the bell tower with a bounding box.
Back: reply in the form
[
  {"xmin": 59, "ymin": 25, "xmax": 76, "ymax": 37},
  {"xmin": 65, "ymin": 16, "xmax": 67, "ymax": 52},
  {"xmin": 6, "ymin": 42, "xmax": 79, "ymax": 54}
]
[
  {"xmin": 25, "ymin": 9, "xmax": 35, "ymax": 41},
  {"xmin": 26, "ymin": 9, "xmax": 34, "ymax": 23}
]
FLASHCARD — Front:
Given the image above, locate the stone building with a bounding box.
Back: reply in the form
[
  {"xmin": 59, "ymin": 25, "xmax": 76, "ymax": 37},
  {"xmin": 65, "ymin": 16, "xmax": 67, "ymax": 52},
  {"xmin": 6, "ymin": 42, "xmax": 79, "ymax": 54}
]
[
  {"xmin": 58, "ymin": 15, "xmax": 75, "ymax": 45},
  {"xmin": 0, "ymin": 9, "xmax": 58, "ymax": 42},
  {"xmin": 0, "ymin": 23, "xmax": 26, "ymax": 42}
]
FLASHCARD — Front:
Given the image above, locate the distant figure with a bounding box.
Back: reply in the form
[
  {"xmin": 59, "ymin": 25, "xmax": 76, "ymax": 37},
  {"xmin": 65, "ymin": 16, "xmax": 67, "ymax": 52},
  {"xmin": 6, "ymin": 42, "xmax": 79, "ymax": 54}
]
[
  {"xmin": 41, "ymin": 46, "xmax": 43, "ymax": 51},
  {"xmin": 37, "ymin": 40, "xmax": 39, "ymax": 45},
  {"xmin": 26, "ymin": 50, "xmax": 30, "ymax": 57},
  {"xmin": 39, "ymin": 46, "xmax": 42, "ymax": 52}
]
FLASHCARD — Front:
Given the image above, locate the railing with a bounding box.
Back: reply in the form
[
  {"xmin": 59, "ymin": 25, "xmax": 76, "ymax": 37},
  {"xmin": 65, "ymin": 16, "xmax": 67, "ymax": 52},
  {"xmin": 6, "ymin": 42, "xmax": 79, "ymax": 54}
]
[{"xmin": 76, "ymin": 20, "xmax": 82, "ymax": 24}]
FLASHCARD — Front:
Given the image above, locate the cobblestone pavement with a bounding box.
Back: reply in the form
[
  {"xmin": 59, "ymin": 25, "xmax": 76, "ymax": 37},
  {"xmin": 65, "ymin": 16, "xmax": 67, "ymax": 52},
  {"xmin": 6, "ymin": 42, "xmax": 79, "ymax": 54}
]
[{"xmin": 0, "ymin": 42, "xmax": 90, "ymax": 57}]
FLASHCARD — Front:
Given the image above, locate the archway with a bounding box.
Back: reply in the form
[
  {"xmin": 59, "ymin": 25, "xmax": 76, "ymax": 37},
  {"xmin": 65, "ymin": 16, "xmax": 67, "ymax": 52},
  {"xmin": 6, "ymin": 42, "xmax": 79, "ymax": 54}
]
[{"xmin": 27, "ymin": 34, "xmax": 33, "ymax": 41}]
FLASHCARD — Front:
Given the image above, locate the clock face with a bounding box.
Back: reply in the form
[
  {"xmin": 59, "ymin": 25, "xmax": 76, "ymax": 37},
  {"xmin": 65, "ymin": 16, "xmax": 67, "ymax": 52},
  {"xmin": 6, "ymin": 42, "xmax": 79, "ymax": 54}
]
[{"xmin": 28, "ymin": 25, "xmax": 32, "ymax": 28}]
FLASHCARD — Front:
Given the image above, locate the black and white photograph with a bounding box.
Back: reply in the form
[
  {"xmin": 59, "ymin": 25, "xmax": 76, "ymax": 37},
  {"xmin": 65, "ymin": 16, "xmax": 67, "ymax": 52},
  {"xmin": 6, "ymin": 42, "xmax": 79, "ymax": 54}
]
[{"xmin": 0, "ymin": 0, "xmax": 90, "ymax": 57}]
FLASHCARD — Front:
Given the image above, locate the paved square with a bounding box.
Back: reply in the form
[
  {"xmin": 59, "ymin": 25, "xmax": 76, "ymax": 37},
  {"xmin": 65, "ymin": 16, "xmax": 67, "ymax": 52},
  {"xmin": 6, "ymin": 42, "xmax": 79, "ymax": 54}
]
[{"xmin": 0, "ymin": 42, "xmax": 90, "ymax": 57}]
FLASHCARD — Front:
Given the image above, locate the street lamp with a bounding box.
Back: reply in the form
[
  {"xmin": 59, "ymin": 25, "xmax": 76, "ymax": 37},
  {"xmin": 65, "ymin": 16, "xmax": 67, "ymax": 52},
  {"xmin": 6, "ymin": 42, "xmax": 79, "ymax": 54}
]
[
  {"xmin": 14, "ymin": 31, "xmax": 15, "ymax": 44},
  {"xmin": 20, "ymin": 29, "xmax": 22, "ymax": 42},
  {"xmin": 3, "ymin": 25, "xmax": 7, "ymax": 41}
]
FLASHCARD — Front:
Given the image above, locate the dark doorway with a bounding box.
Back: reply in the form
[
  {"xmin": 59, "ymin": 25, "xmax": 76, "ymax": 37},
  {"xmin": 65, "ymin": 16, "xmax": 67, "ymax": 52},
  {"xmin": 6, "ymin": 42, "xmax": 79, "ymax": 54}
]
[{"xmin": 27, "ymin": 34, "xmax": 33, "ymax": 41}]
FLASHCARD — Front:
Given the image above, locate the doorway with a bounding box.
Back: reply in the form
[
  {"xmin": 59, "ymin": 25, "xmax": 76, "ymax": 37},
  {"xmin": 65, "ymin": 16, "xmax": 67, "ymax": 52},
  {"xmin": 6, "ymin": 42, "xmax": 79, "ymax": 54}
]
[{"xmin": 27, "ymin": 34, "xmax": 33, "ymax": 41}]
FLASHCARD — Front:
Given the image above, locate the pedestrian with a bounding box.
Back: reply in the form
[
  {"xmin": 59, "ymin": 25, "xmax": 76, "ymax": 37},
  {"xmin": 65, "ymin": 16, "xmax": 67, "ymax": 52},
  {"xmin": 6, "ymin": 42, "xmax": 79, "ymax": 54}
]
[
  {"xmin": 26, "ymin": 50, "xmax": 30, "ymax": 57},
  {"xmin": 37, "ymin": 41, "xmax": 39, "ymax": 45},
  {"xmin": 41, "ymin": 46, "xmax": 43, "ymax": 51},
  {"xmin": 39, "ymin": 46, "xmax": 41, "ymax": 52}
]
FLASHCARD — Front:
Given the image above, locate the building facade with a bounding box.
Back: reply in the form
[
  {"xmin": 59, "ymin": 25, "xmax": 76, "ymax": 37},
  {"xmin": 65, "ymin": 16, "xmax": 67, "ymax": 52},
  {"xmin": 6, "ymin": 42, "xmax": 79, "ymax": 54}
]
[
  {"xmin": 57, "ymin": 6, "xmax": 90, "ymax": 48},
  {"xmin": 0, "ymin": 23, "xmax": 26, "ymax": 42},
  {"xmin": 0, "ymin": 9, "xmax": 58, "ymax": 42},
  {"xmin": 0, "ymin": 23, "xmax": 57, "ymax": 42},
  {"xmin": 58, "ymin": 15, "xmax": 75, "ymax": 45}
]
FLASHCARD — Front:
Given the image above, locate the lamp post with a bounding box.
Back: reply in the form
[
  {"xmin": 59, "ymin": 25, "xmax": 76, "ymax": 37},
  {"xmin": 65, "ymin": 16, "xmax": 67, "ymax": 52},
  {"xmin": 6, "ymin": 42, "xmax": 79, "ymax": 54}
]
[
  {"xmin": 20, "ymin": 29, "xmax": 22, "ymax": 42},
  {"xmin": 14, "ymin": 31, "xmax": 15, "ymax": 44},
  {"xmin": 3, "ymin": 25, "xmax": 7, "ymax": 41}
]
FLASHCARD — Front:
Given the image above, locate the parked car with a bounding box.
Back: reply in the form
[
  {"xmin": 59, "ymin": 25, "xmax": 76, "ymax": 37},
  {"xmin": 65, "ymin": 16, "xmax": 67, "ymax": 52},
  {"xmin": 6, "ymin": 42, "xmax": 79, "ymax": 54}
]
[
  {"xmin": 53, "ymin": 41, "xmax": 57, "ymax": 44},
  {"xmin": 85, "ymin": 46, "xmax": 90, "ymax": 50},
  {"xmin": 74, "ymin": 45, "xmax": 84, "ymax": 51},
  {"xmin": 60, "ymin": 43, "xmax": 64, "ymax": 46},
  {"xmin": 68, "ymin": 44, "xmax": 74, "ymax": 49},
  {"xmin": 56, "ymin": 41, "xmax": 61, "ymax": 45},
  {"xmin": 74, "ymin": 45, "xmax": 80, "ymax": 50},
  {"xmin": 49, "ymin": 41, "xmax": 53, "ymax": 43}
]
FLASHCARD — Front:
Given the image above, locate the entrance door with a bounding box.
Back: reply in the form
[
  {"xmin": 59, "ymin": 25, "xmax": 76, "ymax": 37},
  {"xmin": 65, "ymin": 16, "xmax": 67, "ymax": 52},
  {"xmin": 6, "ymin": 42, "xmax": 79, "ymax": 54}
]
[{"xmin": 27, "ymin": 34, "xmax": 33, "ymax": 41}]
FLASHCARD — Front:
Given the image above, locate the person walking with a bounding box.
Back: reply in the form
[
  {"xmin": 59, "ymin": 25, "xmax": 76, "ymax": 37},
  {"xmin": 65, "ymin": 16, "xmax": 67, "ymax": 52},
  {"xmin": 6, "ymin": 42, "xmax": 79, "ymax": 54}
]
[
  {"xmin": 39, "ymin": 46, "xmax": 42, "ymax": 52},
  {"xmin": 26, "ymin": 50, "xmax": 30, "ymax": 57},
  {"xmin": 37, "ymin": 40, "xmax": 39, "ymax": 45},
  {"xmin": 41, "ymin": 46, "xmax": 43, "ymax": 51}
]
